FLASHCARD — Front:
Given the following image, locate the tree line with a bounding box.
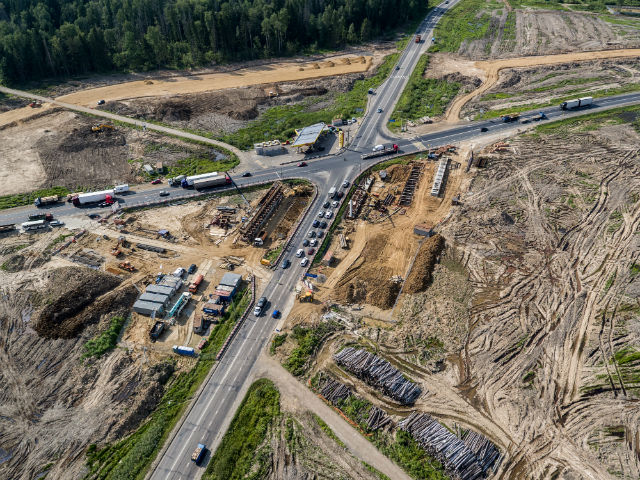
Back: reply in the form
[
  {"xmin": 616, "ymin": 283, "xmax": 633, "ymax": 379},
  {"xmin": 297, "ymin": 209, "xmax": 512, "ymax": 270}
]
[{"xmin": 0, "ymin": 0, "xmax": 426, "ymax": 85}]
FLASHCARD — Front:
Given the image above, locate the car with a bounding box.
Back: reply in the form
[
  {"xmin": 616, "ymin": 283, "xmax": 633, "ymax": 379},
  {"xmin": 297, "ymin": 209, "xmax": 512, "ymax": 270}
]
[
  {"xmin": 520, "ymin": 118, "xmax": 530, "ymax": 124},
  {"xmin": 297, "ymin": 161, "xmax": 307, "ymax": 167},
  {"xmin": 282, "ymin": 259, "xmax": 291, "ymax": 269},
  {"xmin": 445, "ymin": 0, "xmax": 449, "ymax": 3},
  {"xmin": 151, "ymin": 179, "xmax": 162, "ymax": 184},
  {"xmin": 307, "ymin": 248, "xmax": 315, "ymax": 255},
  {"xmin": 242, "ymin": 171, "xmax": 252, "ymax": 177},
  {"xmin": 254, "ymin": 296, "xmax": 267, "ymax": 316},
  {"xmin": 395, "ymin": 66, "xmax": 400, "ymax": 70},
  {"xmin": 480, "ymin": 127, "xmax": 488, "ymax": 132},
  {"xmin": 310, "ymin": 239, "xmax": 318, "ymax": 247},
  {"xmin": 296, "ymin": 248, "xmax": 304, "ymax": 257},
  {"xmin": 342, "ymin": 181, "xmax": 350, "ymax": 188},
  {"xmin": 302, "ymin": 239, "xmax": 310, "ymax": 247},
  {"xmin": 337, "ymin": 191, "xmax": 344, "ymax": 199},
  {"xmin": 300, "ymin": 257, "xmax": 309, "ymax": 267},
  {"xmin": 308, "ymin": 231, "xmax": 316, "ymax": 238},
  {"xmin": 325, "ymin": 210, "xmax": 333, "ymax": 219},
  {"xmin": 188, "ymin": 264, "xmax": 197, "ymax": 274},
  {"xmin": 50, "ymin": 220, "xmax": 64, "ymax": 227},
  {"xmin": 377, "ymin": 108, "xmax": 383, "ymax": 113},
  {"xmin": 331, "ymin": 201, "xmax": 339, "ymax": 208},
  {"xmin": 159, "ymin": 190, "xmax": 170, "ymax": 196},
  {"xmin": 318, "ymin": 211, "xmax": 324, "ymax": 217},
  {"xmin": 98, "ymin": 202, "xmax": 111, "ymax": 208},
  {"xmin": 87, "ymin": 213, "xmax": 100, "ymax": 219},
  {"xmin": 323, "ymin": 201, "xmax": 330, "ymax": 208},
  {"xmin": 317, "ymin": 230, "xmax": 324, "ymax": 238},
  {"xmin": 319, "ymin": 221, "xmax": 327, "ymax": 229},
  {"xmin": 272, "ymin": 310, "xmax": 281, "ymax": 319},
  {"xmin": 97, "ymin": 99, "xmax": 105, "ymax": 105},
  {"xmin": 312, "ymin": 220, "xmax": 320, "ymax": 228}
]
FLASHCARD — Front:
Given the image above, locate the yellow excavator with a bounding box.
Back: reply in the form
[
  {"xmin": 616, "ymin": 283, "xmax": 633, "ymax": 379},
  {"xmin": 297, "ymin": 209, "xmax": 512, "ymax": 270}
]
[
  {"xmin": 91, "ymin": 124, "xmax": 114, "ymax": 133},
  {"xmin": 297, "ymin": 290, "xmax": 313, "ymax": 302}
]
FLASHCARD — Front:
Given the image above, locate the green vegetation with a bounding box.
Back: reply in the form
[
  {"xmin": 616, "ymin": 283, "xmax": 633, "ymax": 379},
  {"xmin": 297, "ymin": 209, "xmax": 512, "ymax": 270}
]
[
  {"xmin": 527, "ymin": 76, "xmax": 604, "ymax": 93},
  {"xmin": 284, "ymin": 322, "xmax": 340, "ymax": 376},
  {"xmin": 0, "ymin": 0, "xmax": 427, "ymax": 85},
  {"xmin": 610, "ymin": 346, "xmax": 640, "ymax": 392},
  {"xmin": 480, "ymin": 92, "xmax": 516, "ymax": 101},
  {"xmin": 85, "ymin": 289, "xmax": 250, "ymax": 480},
  {"xmin": 362, "ymin": 462, "xmax": 392, "ymax": 480},
  {"xmin": 219, "ymin": 53, "xmax": 399, "ymax": 150},
  {"xmin": 534, "ymin": 104, "xmax": 640, "ymax": 135},
  {"xmin": 608, "ymin": 210, "xmax": 624, "ymax": 234},
  {"xmin": 83, "ymin": 316, "xmax": 127, "ymax": 359},
  {"xmin": 0, "ymin": 186, "xmax": 70, "ymax": 211},
  {"xmin": 604, "ymin": 272, "xmax": 617, "ymax": 292},
  {"xmin": 270, "ymin": 333, "xmax": 288, "ymax": 355},
  {"xmin": 263, "ymin": 244, "xmax": 284, "ymax": 263},
  {"xmin": 390, "ymin": 54, "xmax": 461, "ymax": 128},
  {"xmin": 429, "ymin": 0, "xmax": 492, "ymax": 53},
  {"xmin": 311, "ymin": 413, "xmax": 347, "ymax": 449},
  {"xmin": 203, "ymin": 379, "xmax": 280, "ymax": 480},
  {"xmin": 630, "ymin": 263, "xmax": 640, "ymax": 277},
  {"xmin": 374, "ymin": 430, "xmax": 448, "ymax": 480},
  {"xmin": 522, "ymin": 371, "xmax": 536, "ymax": 383}
]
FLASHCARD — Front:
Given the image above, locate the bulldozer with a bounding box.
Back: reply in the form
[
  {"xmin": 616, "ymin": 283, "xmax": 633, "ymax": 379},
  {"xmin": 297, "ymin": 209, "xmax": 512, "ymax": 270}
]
[
  {"xmin": 297, "ymin": 290, "xmax": 313, "ymax": 303},
  {"xmin": 118, "ymin": 261, "xmax": 135, "ymax": 272},
  {"xmin": 91, "ymin": 124, "xmax": 114, "ymax": 133}
]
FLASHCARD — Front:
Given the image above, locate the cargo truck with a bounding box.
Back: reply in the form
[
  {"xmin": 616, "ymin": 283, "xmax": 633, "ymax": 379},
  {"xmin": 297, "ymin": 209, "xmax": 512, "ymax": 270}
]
[
  {"xmin": 71, "ymin": 190, "xmax": 115, "ymax": 207},
  {"xmin": 191, "ymin": 443, "xmax": 206, "ymax": 464},
  {"xmin": 173, "ymin": 345, "xmax": 197, "ymax": 356},
  {"xmin": 361, "ymin": 144, "xmax": 399, "ymax": 159},
  {"xmin": 415, "ymin": 34, "xmax": 421, "ymax": 43},
  {"xmin": 34, "ymin": 195, "xmax": 59, "ymax": 207},
  {"xmin": 149, "ymin": 321, "xmax": 164, "ymax": 341},
  {"xmin": 328, "ymin": 187, "xmax": 337, "ymax": 199},
  {"xmin": 192, "ymin": 174, "xmax": 231, "ymax": 190},
  {"xmin": 560, "ymin": 96, "xmax": 593, "ymax": 110},
  {"xmin": 181, "ymin": 172, "xmax": 230, "ymax": 188},
  {"xmin": 113, "ymin": 184, "xmax": 129, "ymax": 194},
  {"xmin": 188, "ymin": 274, "xmax": 204, "ymax": 293},
  {"xmin": 501, "ymin": 113, "xmax": 520, "ymax": 123},
  {"xmin": 29, "ymin": 213, "xmax": 53, "ymax": 221}
]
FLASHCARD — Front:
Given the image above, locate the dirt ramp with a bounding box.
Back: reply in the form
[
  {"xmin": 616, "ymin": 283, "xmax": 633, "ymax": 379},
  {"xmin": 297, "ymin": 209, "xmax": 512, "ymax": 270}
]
[
  {"xmin": 403, "ymin": 234, "xmax": 444, "ymax": 295},
  {"xmin": 33, "ymin": 267, "xmax": 125, "ymax": 338}
]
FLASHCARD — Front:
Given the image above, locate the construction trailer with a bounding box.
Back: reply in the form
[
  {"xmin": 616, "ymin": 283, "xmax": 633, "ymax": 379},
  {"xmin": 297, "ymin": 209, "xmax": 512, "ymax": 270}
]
[
  {"xmin": 414, "ymin": 223, "xmax": 434, "ymax": 237},
  {"xmin": 160, "ymin": 276, "xmax": 183, "ymax": 291},
  {"xmin": 254, "ymin": 140, "xmax": 284, "ymax": 156},
  {"xmin": 220, "ymin": 272, "xmax": 242, "ymax": 289},
  {"xmin": 133, "ymin": 300, "xmax": 164, "ymax": 316},
  {"xmin": 138, "ymin": 292, "xmax": 170, "ymax": 306},
  {"xmin": 145, "ymin": 284, "xmax": 175, "ymax": 296}
]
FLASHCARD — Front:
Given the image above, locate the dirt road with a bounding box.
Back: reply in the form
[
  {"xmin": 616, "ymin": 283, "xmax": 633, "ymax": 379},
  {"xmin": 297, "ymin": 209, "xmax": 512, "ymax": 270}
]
[
  {"xmin": 252, "ymin": 353, "xmax": 412, "ymax": 480},
  {"xmin": 445, "ymin": 48, "xmax": 640, "ymax": 122}
]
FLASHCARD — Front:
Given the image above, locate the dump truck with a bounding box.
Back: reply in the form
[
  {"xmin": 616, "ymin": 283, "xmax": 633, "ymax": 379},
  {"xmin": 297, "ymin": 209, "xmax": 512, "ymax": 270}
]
[
  {"xmin": 149, "ymin": 321, "xmax": 164, "ymax": 341},
  {"xmin": 72, "ymin": 190, "xmax": 114, "ymax": 206},
  {"xmin": 560, "ymin": 96, "xmax": 593, "ymax": 110},
  {"xmin": 173, "ymin": 345, "xmax": 197, "ymax": 357},
  {"xmin": 34, "ymin": 195, "xmax": 59, "ymax": 207},
  {"xmin": 361, "ymin": 144, "xmax": 399, "ymax": 159},
  {"xmin": 29, "ymin": 213, "xmax": 53, "ymax": 221},
  {"xmin": 415, "ymin": 34, "xmax": 421, "ymax": 43},
  {"xmin": 191, "ymin": 444, "xmax": 206, "ymax": 464},
  {"xmin": 501, "ymin": 113, "xmax": 520, "ymax": 123},
  {"xmin": 113, "ymin": 184, "xmax": 129, "ymax": 194},
  {"xmin": 254, "ymin": 230, "xmax": 268, "ymax": 246},
  {"xmin": 188, "ymin": 274, "xmax": 204, "ymax": 293},
  {"xmin": 28, "ymin": 101, "xmax": 42, "ymax": 108}
]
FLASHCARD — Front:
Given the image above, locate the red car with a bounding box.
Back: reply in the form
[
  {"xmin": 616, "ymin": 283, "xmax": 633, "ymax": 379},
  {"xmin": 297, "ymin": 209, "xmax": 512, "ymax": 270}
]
[
  {"xmin": 151, "ymin": 179, "xmax": 162, "ymax": 184},
  {"xmin": 307, "ymin": 248, "xmax": 315, "ymax": 255},
  {"xmin": 297, "ymin": 161, "xmax": 307, "ymax": 167}
]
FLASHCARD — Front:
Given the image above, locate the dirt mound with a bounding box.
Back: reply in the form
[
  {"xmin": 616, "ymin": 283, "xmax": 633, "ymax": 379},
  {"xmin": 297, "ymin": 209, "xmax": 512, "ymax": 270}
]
[
  {"xmin": 153, "ymin": 102, "xmax": 192, "ymax": 122},
  {"xmin": 441, "ymin": 72, "xmax": 482, "ymax": 89},
  {"xmin": 387, "ymin": 164, "xmax": 413, "ymax": 183},
  {"xmin": 33, "ymin": 267, "xmax": 124, "ymax": 338},
  {"xmin": 403, "ymin": 234, "xmax": 445, "ymax": 295}
]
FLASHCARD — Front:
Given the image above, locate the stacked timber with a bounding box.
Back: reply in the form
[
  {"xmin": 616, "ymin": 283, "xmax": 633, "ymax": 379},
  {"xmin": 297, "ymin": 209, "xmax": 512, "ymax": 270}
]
[
  {"xmin": 398, "ymin": 412, "xmax": 501, "ymax": 480},
  {"xmin": 366, "ymin": 406, "xmax": 392, "ymax": 431},
  {"xmin": 320, "ymin": 377, "xmax": 352, "ymax": 405},
  {"xmin": 333, "ymin": 347, "xmax": 422, "ymax": 404}
]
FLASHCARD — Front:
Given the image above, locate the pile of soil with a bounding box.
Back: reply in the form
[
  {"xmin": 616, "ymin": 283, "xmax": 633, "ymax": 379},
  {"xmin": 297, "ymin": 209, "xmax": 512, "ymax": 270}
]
[
  {"xmin": 403, "ymin": 234, "xmax": 445, "ymax": 295},
  {"xmin": 387, "ymin": 164, "xmax": 413, "ymax": 184},
  {"xmin": 33, "ymin": 267, "xmax": 125, "ymax": 338}
]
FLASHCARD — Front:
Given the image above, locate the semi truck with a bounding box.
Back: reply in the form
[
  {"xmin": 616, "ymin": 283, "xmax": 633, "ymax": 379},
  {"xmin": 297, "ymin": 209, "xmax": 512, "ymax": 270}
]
[
  {"xmin": 113, "ymin": 184, "xmax": 129, "ymax": 194},
  {"xmin": 34, "ymin": 195, "xmax": 59, "ymax": 207},
  {"xmin": 168, "ymin": 175, "xmax": 185, "ymax": 187},
  {"xmin": 181, "ymin": 172, "xmax": 231, "ymax": 188},
  {"xmin": 361, "ymin": 144, "xmax": 399, "ymax": 159},
  {"xmin": 71, "ymin": 190, "xmax": 115, "ymax": 207},
  {"xmin": 415, "ymin": 34, "xmax": 421, "ymax": 43},
  {"xmin": 22, "ymin": 220, "xmax": 47, "ymax": 231},
  {"xmin": 188, "ymin": 274, "xmax": 204, "ymax": 293},
  {"xmin": 192, "ymin": 174, "xmax": 231, "ymax": 190},
  {"xmin": 173, "ymin": 345, "xmax": 197, "ymax": 356},
  {"xmin": 560, "ymin": 96, "xmax": 593, "ymax": 110},
  {"xmin": 29, "ymin": 213, "xmax": 53, "ymax": 221},
  {"xmin": 191, "ymin": 443, "xmax": 206, "ymax": 464}
]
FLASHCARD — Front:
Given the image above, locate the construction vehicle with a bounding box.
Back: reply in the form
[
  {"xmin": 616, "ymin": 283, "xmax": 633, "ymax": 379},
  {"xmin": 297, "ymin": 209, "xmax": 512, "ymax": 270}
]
[
  {"xmin": 173, "ymin": 345, "xmax": 197, "ymax": 357},
  {"xmin": 72, "ymin": 190, "xmax": 114, "ymax": 207},
  {"xmin": 361, "ymin": 144, "xmax": 399, "ymax": 159},
  {"xmin": 34, "ymin": 195, "xmax": 59, "ymax": 207},
  {"xmin": 501, "ymin": 113, "xmax": 520, "ymax": 123},
  {"xmin": 415, "ymin": 34, "xmax": 421, "ymax": 43},
  {"xmin": 91, "ymin": 124, "xmax": 114, "ymax": 133},
  {"xmin": 188, "ymin": 274, "xmax": 204, "ymax": 293},
  {"xmin": 149, "ymin": 321, "xmax": 164, "ymax": 341},
  {"xmin": 118, "ymin": 261, "xmax": 135, "ymax": 272},
  {"xmin": 560, "ymin": 96, "xmax": 592, "ymax": 110},
  {"xmin": 28, "ymin": 101, "xmax": 42, "ymax": 108},
  {"xmin": 191, "ymin": 444, "xmax": 206, "ymax": 464},
  {"xmin": 297, "ymin": 289, "xmax": 313, "ymax": 302},
  {"xmin": 254, "ymin": 230, "xmax": 268, "ymax": 246},
  {"xmin": 29, "ymin": 213, "xmax": 53, "ymax": 221}
]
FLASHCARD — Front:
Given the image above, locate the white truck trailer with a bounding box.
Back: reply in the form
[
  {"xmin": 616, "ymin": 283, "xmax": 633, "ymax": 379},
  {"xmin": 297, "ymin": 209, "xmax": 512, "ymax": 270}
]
[
  {"xmin": 560, "ymin": 97, "xmax": 593, "ymax": 110},
  {"xmin": 71, "ymin": 189, "xmax": 114, "ymax": 206}
]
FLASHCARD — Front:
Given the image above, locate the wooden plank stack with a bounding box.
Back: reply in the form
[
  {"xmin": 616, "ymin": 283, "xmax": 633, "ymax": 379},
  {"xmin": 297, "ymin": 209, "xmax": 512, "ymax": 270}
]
[
  {"xmin": 398, "ymin": 412, "xmax": 502, "ymax": 480},
  {"xmin": 333, "ymin": 347, "xmax": 423, "ymax": 404}
]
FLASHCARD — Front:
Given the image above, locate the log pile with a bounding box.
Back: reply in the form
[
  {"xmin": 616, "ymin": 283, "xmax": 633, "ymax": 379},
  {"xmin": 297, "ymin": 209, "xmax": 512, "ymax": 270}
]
[
  {"xmin": 333, "ymin": 347, "xmax": 423, "ymax": 404},
  {"xmin": 367, "ymin": 405, "xmax": 392, "ymax": 431},
  {"xmin": 398, "ymin": 412, "xmax": 501, "ymax": 480},
  {"xmin": 320, "ymin": 377, "xmax": 352, "ymax": 405}
]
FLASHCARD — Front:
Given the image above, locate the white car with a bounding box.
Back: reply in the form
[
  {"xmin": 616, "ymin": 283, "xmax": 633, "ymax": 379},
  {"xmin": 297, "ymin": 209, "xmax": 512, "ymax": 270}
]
[
  {"xmin": 325, "ymin": 210, "xmax": 333, "ymax": 219},
  {"xmin": 318, "ymin": 211, "xmax": 325, "ymax": 217},
  {"xmin": 332, "ymin": 201, "xmax": 339, "ymax": 208},
  {"xmin": 300, "ymin": 257, "xmax": 309, "ymax": 267},
  {"xmin": 296, "ymin": 248, "xmax": 304, "ymax": 257},
  {"xmin": 310, "ymin": 239, "xmax": 318, "ymax": 247}
]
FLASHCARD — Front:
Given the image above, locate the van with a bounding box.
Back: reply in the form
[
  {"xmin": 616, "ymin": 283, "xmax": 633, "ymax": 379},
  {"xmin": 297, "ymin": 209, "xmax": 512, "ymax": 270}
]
[{"xmin": 328, "ymin": 187, "xmax": 337, "ymax": 198}]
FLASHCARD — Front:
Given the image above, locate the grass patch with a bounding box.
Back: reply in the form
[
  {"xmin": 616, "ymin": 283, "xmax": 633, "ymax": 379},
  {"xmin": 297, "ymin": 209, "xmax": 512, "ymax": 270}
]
[
  {"xmin": 84, "ymin": 289, "xmax": 250, "ymax": 480},
  {"xmin": 373, "ymin": 430, "xmax": 448, "ymax": 480},
  {"xmin": 480, "ymin": 92, "xmax": 516, "ymax": 101},
  {"xmin": 534, "ymin": 104, "xmax": 640, "ymax": 135},
  {"xmin": 219, "ymin": 53, "xmax": 399, "ymax": 150},
  {"xmin": 203, "ymin": 379, "xmax": 280, "ymax": 480},
  {"xmin": 0, "ymin": 186, "xmax": 70, "ymax": 211},
  {"xmin": 362, "ymin": 461, "xmax": 392, "ymax": 480},
  {"xmin": 83, "ymin": 316, "xmax": 127, "ymax": 359},
  {"xmin": 429, "ymin": 0, "xmax": 492, "ymax": 53},
  {"xmin": 608, "ymin": 210, "xmax": 624, "ymax": 234},
  {"xmin": 311, "ymin": 413, "xmax": 347, "ymax": 449},
  {"xmin": 270, "ymin": 333, "xmax": 288, "ymax": 355},
  {"xmin": 522, "ymin": 371, "xmax": 536, "ymax": 383},
  {"xmin": 390, "ymin": 54, "xmax": 461, "ymax": 128},
  {"xmin": 630, "ymin": 263, "xmax": 640, "ymax": 277},
  {"xmin": 284, "ymin": 322, "xmax": 341, "ymax": 376},
  {"xmin": 263, "ymin": 244, "xmax": 284, "ymax": 263},
  {"xmin": 604, "ymin": 272, "xmax": 617, "ymax": 292}
]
